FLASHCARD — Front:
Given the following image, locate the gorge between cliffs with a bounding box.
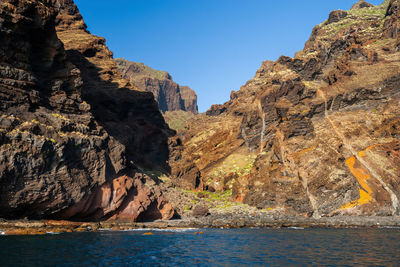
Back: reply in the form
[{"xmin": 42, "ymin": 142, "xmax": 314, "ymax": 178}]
[{"xmin": 1, "ymin": 0, "xmax": 400, "ymax": 234}]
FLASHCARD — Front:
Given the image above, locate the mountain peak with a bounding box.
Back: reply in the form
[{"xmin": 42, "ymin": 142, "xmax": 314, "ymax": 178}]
[
  {"xmin": 116, "ymin": 59, "xmax": 198, "ymax": 114},
  {"xmin": 351, "ymin": 0, "xmax": 374, "ymax": 10}
]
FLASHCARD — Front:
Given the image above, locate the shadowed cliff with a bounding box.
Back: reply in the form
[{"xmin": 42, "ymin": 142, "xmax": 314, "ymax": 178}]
[{"xmin": 0, "ymin": 0, "xmax": 174, "ymax": 221}]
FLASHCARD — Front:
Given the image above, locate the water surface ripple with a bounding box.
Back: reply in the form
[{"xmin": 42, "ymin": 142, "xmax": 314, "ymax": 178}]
[{"xmin": 1, "ymin": 228, "xmax": 400, "ymax": 266}]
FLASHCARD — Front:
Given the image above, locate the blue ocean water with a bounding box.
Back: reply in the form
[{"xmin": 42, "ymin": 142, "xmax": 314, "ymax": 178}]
[{"xmin": 0, "ymin": 228, "xmax": 400, "ymax": 266}]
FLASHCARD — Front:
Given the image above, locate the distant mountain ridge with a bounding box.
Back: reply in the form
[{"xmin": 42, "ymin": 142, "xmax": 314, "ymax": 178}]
[{"xmin": 116, "ymin": 59, "xmax": 198, "ymax": 114}]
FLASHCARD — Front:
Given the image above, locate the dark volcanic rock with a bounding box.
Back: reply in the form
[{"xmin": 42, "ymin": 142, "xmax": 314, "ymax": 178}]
[
  {"xmin": 116, "ymin": 59, "xmax": 198, "ymax": 114},
  {"xmin": 54, "ymin": 2, "xmax": 174, "ymax": 172},
  {"xmin": 351, "ymin": 0, "xmax": 374, "ymax": 10},
  {"xmin": 192, "ymin": 205, "xmax": 210, "ymax": 218},
  {"xmin": 0, "ymin": 0, "xmax": 174, "ymax": 221},
  {"xmin": 327, "ymin": 10, "xmax": 348, "ymax": 24},
  {"xmin": 383, "ymin": 0, "xmax": 400, "ymax": 38},
  {"xmin": 206, "ymin": 104, "xmax": 227, "ymax": 116}
]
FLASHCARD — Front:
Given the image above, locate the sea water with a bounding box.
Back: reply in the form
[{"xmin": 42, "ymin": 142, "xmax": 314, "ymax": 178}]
[{"xmin": 1, "ymin": 228, "xmax": 400, "ymax": 266}]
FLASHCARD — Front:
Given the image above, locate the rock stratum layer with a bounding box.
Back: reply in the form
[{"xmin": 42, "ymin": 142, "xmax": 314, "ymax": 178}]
[
  {"xmin": 170, "ymin": 0, "xmax": 400, "ymax": 218},
  {"xmin": 116, "ymin": 58, "xmax": 198, "ymax": 114},
  {"xmin": 0, "ymin": 0, "xmax": 174, "ymax": 221}
]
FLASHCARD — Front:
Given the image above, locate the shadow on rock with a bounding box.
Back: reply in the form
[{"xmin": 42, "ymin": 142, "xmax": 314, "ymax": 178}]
[{"xmin": 65, "ymin": 49, "xmax": 174, "ymax": 173}]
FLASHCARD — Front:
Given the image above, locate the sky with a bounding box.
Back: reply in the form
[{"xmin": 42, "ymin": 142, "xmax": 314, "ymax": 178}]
[{"xmin": 74, "ymin": 0, "xmax": 384, "ymax": 112}]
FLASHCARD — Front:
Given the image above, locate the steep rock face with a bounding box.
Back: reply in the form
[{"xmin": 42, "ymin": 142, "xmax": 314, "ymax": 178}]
[
  {"xmin": 179, "ymin": 86, "xmax": 198, "ymax": 114},
  {"xmin": 0, "ymin": 0, "xmax": 174, "ymax": 221},
  {"xmin": 116, "ymin": 58, "xmax": 198, "ymax": 114},
  {"xmin": 171, "ymin": 0, "xmax": 400, "ymax": 217},
  {"xmin": 54, "ymin": 1, "xmax": 173, "ymax": 172}
]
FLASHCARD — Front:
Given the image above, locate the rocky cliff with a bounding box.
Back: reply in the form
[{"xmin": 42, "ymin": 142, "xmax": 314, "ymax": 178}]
[
  {"xmin": 116, "ymin": 58, "xmax": 198, "ymax": 114},
  {"xmin": 0, "ymin": 0, "xmax": 174, "ymax": 221},
  {"xmin": 170, "ymin": 0, "xmax": 400, "ymax": 218}
]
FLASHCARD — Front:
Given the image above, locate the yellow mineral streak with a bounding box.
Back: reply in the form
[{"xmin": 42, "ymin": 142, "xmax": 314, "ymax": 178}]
[
  {"xmin": 291, "ymin": 143, "xmax": 318, "ymax": 159},
  {"xmin": 358, "ymin": 150, "xmax": 367, "ymax": 157},
  {"xmin": 341, "ymin": 155, "xmax": 373, "ymax": 210},
  {"xmin": 318, "ymin": 88, "xmax": 398, "ymax": 214}
]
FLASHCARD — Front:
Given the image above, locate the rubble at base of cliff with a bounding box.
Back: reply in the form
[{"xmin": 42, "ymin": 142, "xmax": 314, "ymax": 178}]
[{"xmin": 1, "ymin": 215, "xmax": 400, "ymax": 236}]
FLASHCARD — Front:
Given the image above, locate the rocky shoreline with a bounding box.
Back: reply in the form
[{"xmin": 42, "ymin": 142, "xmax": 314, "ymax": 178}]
[
  {"xmin": 1, "ymin": 216, "xmax": 400, "ymax": 236},
  {"xmin": 2, "ymin": 0, "xmax": 400, "ymax": 231}
]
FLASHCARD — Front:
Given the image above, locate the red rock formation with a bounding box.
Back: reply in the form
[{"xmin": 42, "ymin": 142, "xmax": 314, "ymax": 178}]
[
  {"xmin": 170, "ymin": 0, "xmax": 400, "ymax": 217},
  {"xmin": 116, "ymin": 59, "xmax": 198, "ymax": 114},
  {"xmin": 0, "ymin": 0, "xmax": 174, "ymax": 221},
  {"xmin": 56, "ymin": 173, "xmax": 173, "ymax": 221}
]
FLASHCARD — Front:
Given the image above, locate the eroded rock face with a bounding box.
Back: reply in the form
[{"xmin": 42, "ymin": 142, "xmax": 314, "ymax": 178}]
[
  {"xmin": 170, "ymin": 0, "xmax": 400, "ymax": 218},
  {"xmin": 54, "ymin": 2, "xmax": 173, "ymax": 172},
  {"xmin": 180, "ymin": 86, "xmax": 198, "ymax": 114},
  {"xmin": 55, "ymin": 173, "xmax": 174, "ymax": 221},
  {"xmin": 327, "ymin": 10, "xmax": 348, "ymax": 24},
  {"xmin": 0, "ymin": 0, "xmax": 174, "ymax": 221},
  {"xmin": 116, "ymin": 59, "xmax": 198, "ymax": 114}
]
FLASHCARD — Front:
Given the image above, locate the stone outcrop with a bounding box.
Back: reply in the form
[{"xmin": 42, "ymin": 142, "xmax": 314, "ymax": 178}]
[
  {"xmin": 180, "ymin": 86, "xmax": 198, "ymax": 114},
  {"xmin": 55, "ymin": 172, "xmax": 173, "ymax": 221},
  {"xmin": 116, "ymin": 58, "xmax": 198, "ymax": 114},
  {"xmin": 351, "ymin": 0, "xmax": 374, "ymax": 10},
  {"xmin": 327, "ymin": 10, "xmax": 348, "ymax": 24},
  {"xmin": 170, "ymin": 0, "xmax": 400, "ymax": 218},
  {"xmin": 0, "ymin": 0, "xmax": 174, "ymax": 221}
]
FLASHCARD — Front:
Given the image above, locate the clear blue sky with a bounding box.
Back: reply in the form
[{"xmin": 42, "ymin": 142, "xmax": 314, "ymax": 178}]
[{"xmin": 74, "ymin": 0, "xmax": 383, "ymax": 112}]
